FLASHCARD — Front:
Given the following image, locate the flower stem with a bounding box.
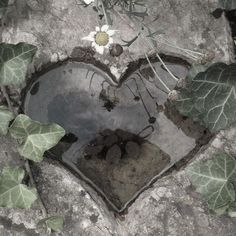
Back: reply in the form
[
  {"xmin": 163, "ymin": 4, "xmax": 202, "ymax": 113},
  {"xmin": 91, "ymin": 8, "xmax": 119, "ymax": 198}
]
[{"xmin": 100, "ymin": 0, "xmax": 109, "ymax": 25}]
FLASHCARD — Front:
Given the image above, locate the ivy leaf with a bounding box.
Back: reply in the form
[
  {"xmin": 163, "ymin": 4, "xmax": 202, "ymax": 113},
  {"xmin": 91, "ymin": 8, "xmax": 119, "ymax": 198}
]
[
  {"xmin": 174, "ymin": 63, "xmax": 236, "ymax": 132},
  {"xmin": 0, "ymin": 43, "xmax": 37, "ymax": 86},
  {"xmin": 185, "ymin": 64, "xmax": 208, "ymax": 82},
  {"xmin": 9, "ymin": 114, "xmax": 65, "ymax": 162},
  {"xmin": 0, "ymin": 166, "xmax": 37, "ymax": 208},
  {"xmin": 219, "ymin": 0, "xmax": 236, "ymax": 10},
  {"xmin": 38, "ymin": 216, "xmax": 64, "ymax": 231},
  {"xmin": 0, "ymin": 106, "xmax": 14, "ymax": 135},
  {"xmin": 174, "ymin": 89, "xmax": 203, "ymax": 122},
  {"xmin": 187, "ymin": 153, "xmax": 236, "ymax": 211},
  {"xmin": 0, "ymin": 0, "xmax": 9, "ymax": 19}
]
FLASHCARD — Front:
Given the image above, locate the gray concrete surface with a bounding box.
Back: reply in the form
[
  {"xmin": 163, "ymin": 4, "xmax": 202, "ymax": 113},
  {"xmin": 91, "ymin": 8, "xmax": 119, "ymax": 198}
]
[{"xmin": 1, "ymin": 0, "xmax": 236, "ymax": 235}]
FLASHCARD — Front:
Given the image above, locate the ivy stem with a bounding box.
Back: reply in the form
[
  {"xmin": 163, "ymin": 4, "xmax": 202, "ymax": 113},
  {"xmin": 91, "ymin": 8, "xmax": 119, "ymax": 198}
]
[
  {"xmin": 0, "ymin": 85, "xmax": 48, "ymax": 218},
  {"xmin": 0, "ymin": 86, "xmax": 15, "ymax": 115},
  {"xmin": 25, "ymin": 161, "xmax": 47, "ymax": 217}
]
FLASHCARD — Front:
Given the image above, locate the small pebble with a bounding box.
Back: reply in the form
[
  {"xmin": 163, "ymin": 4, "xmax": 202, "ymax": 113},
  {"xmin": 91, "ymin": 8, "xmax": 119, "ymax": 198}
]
[
  {"xmin": 84, "ymin": 145, "xmax": 104, "ymax": 156},
  {"xmin": 101, "ymin": 129, "xmax": 113, "ymax": 136},
  {"xmin": 104, "ymin": 134, "xmax": 118, "ymax": 147},
  {"xmin": 106, "ymin": 144, "xmax": 121, "ymax": 164},
  {"xmin": 116, "ymin": 129, "xmax": 134, "ymax": 141},
  {"xmin": 110, "ymin": 44, "xmax": 123, "ymax": 57},
  {"xmin": 125, "ymin": 141, "xmax": 140, "ymax": 159}
]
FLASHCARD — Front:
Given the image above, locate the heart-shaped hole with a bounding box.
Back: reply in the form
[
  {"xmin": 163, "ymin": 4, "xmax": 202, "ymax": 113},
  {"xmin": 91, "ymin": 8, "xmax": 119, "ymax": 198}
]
[{"xmin": 23, "ymin": 54, "xmax": 212, "ymax": 212}]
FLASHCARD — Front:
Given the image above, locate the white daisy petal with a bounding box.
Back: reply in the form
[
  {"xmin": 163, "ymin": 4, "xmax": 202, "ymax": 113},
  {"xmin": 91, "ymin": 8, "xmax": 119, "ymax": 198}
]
[
  {"xmin": 95, "ymin": 45, "xmax": 105, "ymax": 54},
  {"xmin": 101, "ymin": 25, "xmax": 109, "ymax": 32},
  {"xmin": 107, "ymin": 30, "xmax": 116, "ymax": 36},
  {"xmin": 84, "ymin": 0, "xmax": 94, "ymax": 4},
  {"xmin": 108, "ymin": 37, "xmax": 113, "ymax": 45},
  {"xmin": 92, "ymin": 41, "xmax": 97, "ymax": 47},
  {"xmin": 88, "ymin": 31, "xmax": 96, "ymax": 38},
  {"xmin": 82, "ymin": 35, "xmax": 95, "ymax": 41},
  {"xmin": 105, "ymin": 38, "xmax": 113, "ymax": 48},
  {"xmin": 96, "ymin": 26, "xmax": 100, "ymax": 32}
]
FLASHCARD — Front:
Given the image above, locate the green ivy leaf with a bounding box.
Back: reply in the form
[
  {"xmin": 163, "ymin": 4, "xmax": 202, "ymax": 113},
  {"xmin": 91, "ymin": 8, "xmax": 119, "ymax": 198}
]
[
  {"xmin": 0, "ymin": 106, "xmax": 14, "ymax": 135},
  {"xmin": 187, "ymin": 153, "xmax": 236, "ymax": 211},
  {"xmin": 174, "ymin": 63, "xmax": 236, "ymax": 132},
  {"xmin": 0, "ymin": 166, "xmax": 37, "ymax": 208},
  {"xmin": 9, "ymin": 114, "xmax": 65, "ymax": 162},
  {"xmin": 38, "ymin": 216, "xmax": 64, "ymax": 232},
  {"xmin": 219, "ymin": 0, "xmax": 236, "ymax": 10},
  {"xmin": 0, "ymin": 43, "xmax": 37, "ymax": 86},
  {"xmin": 0, "ymin": 0, "xmax": 9, "ymax": 19},
  {"xmin": 185, "ymin": 64, "xmax": 208, "ymax": 82},
  {"xmin": 173, "ymin": 88, "xmax": 203, "ymax": 123}
]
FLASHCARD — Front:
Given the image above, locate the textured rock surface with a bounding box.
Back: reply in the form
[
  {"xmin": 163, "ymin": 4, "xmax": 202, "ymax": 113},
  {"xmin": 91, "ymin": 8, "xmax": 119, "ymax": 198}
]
[
  {"xmin": 32, "ymin": 160, "xmax": 124, "ymax": 236},
  {"xmin": 1, "ymin": 0, "xmax": 236, "ymax": 235},
  {"xmin": 2, "ymin": 128, "xmax": 236, "ymax": 235},
  {"xmin": 124, "ymin": 127, "xmax": 236, "ymax": 236},
  {"xmin": 1, "ymin": 0, "xmax": 234, "ymax": 77}
]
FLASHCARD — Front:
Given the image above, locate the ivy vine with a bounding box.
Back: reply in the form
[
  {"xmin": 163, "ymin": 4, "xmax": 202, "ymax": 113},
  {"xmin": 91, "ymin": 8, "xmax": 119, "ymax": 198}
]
[{"xmin": 0, "ymin": 41, "xmax": 65, "ymax": 233}]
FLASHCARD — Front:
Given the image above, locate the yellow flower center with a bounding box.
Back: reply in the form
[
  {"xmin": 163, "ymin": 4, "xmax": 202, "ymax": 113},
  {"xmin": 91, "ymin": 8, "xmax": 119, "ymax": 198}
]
[{"xmin": 95, "ymin": 32, "xmax": 109, "ymax": 46}]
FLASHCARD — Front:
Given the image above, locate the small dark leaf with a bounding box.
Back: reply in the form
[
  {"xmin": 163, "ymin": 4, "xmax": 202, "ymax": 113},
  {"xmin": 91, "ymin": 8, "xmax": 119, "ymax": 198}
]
[{"xmin": 211, "ymin": 8, "xmax": 223, "ymax": 18}]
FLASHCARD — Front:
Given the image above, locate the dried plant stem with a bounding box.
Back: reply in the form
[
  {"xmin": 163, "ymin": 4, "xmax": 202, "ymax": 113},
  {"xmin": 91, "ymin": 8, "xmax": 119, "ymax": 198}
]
[
  {"xmin": 141, "ymin": 32, "xmax": 179, "ymax": 82},
  {"xmin": 155, "ymin": 52, "xmax": 179, "ymax": 82},
  {"xmin": 0, "ymin": 85, "xmax": 47, "ymax": 218},
  {"xmin": 145, "ymin": 54, "xmax": 171, "ymax": 93},
  {"xmin": 156, "ymin": 36, "xmax": 204, "ymax": 60}
]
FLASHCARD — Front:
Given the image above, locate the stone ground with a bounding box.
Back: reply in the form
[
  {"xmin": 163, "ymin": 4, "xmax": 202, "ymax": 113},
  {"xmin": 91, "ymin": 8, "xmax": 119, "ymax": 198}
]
[{"xmin": 1, "ymin": 0, "xmax": 236, "ymax": 235}]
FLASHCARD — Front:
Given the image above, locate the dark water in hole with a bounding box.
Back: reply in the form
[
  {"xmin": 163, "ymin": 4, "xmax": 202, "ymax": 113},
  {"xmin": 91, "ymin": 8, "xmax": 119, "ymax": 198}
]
[{"xmin": 24, "ymin": 60, "xmax": 208, "ymax": 211}]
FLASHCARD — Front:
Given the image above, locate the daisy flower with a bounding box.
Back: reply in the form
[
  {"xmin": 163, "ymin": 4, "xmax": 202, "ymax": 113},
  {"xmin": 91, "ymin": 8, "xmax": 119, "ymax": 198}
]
[
  {"xmin": 83, "ymin": 0, "xmax": 94, "ymax": 4},
  {"xmin": 82, "ymin": 25, "xmax": 116, "ymax": 55}
]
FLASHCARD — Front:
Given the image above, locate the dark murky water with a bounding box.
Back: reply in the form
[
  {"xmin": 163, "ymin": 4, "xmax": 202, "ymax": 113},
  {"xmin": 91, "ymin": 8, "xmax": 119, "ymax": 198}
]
[{"xmin": 24, "ymin": 59, "xmax": 209, "ymax": 211}]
